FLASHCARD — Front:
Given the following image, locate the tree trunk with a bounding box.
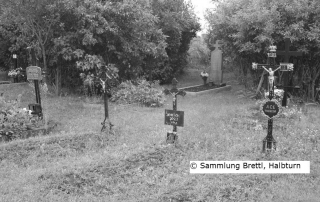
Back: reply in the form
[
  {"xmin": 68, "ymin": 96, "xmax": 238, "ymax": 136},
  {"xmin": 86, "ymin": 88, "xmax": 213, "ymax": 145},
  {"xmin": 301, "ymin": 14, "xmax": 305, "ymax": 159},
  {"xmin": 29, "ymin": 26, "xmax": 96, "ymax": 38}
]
[
  {"xmin": 41, "ymin": 44, "xmax": 47, "ymax": 84},
  {"xmin": 55, "ymin": 65, "xmax": 61, "ymax": 95},
  {"xmin": 311, "ymin": 80, "xmax": 316, "ymax": 101}
]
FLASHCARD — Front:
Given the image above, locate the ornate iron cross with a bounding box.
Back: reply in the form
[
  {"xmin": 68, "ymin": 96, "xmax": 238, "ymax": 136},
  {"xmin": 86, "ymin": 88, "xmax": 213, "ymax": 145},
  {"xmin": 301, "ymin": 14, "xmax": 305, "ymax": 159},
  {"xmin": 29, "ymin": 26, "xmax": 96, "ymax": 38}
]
[{"xmin": 252, "ymin": 45, "xmax": 293, "ymax": 153}]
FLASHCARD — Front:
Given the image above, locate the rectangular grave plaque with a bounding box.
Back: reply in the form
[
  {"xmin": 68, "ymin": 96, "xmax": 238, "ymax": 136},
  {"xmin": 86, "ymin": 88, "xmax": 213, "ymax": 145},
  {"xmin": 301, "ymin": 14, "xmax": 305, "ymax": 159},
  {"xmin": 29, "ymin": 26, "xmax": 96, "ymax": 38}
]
[
  {"xmin": 165, "ymin": 109, "xmax": 184, "ymax": 127},
  {"xmin": 26, "ymin": 66, "xmax": 42, "ymax": 80}
]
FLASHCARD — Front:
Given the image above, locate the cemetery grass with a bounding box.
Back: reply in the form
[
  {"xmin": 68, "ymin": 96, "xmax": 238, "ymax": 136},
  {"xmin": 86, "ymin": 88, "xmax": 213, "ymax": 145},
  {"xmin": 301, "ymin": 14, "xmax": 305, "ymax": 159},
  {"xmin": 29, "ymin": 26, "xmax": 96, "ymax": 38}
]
[{"xmin": 0, "ymin": 72, "xmax": 320, "ymax": 201}]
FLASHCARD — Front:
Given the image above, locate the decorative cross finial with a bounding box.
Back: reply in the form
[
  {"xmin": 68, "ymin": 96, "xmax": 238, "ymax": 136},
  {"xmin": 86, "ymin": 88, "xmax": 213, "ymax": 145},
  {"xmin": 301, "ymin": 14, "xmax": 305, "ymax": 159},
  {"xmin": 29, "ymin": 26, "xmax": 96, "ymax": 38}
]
[
  {"xmin": 269, "ymin": 45, "xmax": 277, "ymax": 52},
  {"xmin": 213, "ymin": 40, "xmax": 222, "ymax": 50},
  {"xmin": 163, "ymin": 78, "xmax": 186, "ymax": 97},
  {"xmin": 172, "ymin": 78, "xmax": 178, "ymax": 89}
]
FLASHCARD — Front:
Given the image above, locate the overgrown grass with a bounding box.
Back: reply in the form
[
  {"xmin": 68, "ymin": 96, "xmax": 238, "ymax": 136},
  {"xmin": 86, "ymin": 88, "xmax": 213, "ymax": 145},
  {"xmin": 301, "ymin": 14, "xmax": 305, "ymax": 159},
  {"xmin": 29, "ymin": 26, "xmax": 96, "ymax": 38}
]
[{"xmin": 0, "ymin": 71, "xmax": 319, "ymax": 201}]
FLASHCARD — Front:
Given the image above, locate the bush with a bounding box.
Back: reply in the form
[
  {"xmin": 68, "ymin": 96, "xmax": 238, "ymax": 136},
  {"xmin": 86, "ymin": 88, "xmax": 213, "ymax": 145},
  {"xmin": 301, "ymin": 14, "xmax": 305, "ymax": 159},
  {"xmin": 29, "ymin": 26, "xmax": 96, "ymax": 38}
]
[
  {"xmin": 0, "ymin": 96, "xmax": 42, "ymax": 140},
  {"xmin": 111, "ymin": 79, "xmax": 165, "ymax": 107}
]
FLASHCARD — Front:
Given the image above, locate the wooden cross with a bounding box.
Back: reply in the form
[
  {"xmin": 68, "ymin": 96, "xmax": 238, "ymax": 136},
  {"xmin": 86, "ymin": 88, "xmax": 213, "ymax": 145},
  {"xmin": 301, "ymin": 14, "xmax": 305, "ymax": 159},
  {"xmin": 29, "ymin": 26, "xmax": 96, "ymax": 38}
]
[
  {"xmin": 163, "ymin": 78, "xmax": 186, "ymax": 144},
  {"xmin": 276, "ymin": 38, "xmax": 303, "ymax": 106},
  {"xmin": 276, "ymin": 38, "xmax": 302, "ymax": 62}
]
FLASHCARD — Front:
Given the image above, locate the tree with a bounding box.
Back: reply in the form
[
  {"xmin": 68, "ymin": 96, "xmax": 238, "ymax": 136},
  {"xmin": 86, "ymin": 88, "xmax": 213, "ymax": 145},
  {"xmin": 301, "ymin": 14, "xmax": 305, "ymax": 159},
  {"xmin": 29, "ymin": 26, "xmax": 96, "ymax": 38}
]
[
  {"xmin": 150, "ymin": 0, "xmax": 201, "ymax": 82},
  {"xmin": 205, "ymin": 0, "xmax": 320, "ymax": 100},
  {"xmin": 187, "ymin": 36, "xmax": 211, "ymax": 69},
  {"xmin": 53, "ymin": 0, "xmax": 168, "ymax": 79},
  {"xmin": 0, "ymin": 0, "xmax": 60, "ymax": 83},
  {"xmin": 0, "ymin": 0, "xmax": 200, "ymax": 92}
]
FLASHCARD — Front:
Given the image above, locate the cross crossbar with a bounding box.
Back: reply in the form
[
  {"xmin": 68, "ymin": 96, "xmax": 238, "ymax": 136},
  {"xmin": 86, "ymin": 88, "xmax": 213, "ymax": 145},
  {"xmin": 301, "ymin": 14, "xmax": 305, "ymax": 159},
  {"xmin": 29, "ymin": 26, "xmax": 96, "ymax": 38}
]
[
  {"xmin": 163, "ymin": 78, "xmax": 186, "ymax": 97},
  {"xmin": 276, "ymin": 38, "xmax": 303, "ymax": 62},
  {"xmin": 213, "ymin": 40, "xmax": 222, "ymax": 50}
]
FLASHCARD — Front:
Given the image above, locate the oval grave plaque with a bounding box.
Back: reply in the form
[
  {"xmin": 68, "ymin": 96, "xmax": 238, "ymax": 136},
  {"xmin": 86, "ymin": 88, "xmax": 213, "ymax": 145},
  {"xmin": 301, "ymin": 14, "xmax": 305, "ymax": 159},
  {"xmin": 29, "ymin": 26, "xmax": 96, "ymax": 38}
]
[{"xmin": 261, "ymin": 99, "xmax": 281, "ymax": 119}]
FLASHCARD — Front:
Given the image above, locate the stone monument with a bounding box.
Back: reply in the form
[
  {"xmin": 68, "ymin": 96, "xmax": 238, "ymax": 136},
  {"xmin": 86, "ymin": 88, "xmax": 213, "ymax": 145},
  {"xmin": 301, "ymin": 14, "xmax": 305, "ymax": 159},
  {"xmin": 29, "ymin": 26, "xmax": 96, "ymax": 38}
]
[{"xmin": 209, "ymin": 40, "xmax": 222, "ymax": 85}]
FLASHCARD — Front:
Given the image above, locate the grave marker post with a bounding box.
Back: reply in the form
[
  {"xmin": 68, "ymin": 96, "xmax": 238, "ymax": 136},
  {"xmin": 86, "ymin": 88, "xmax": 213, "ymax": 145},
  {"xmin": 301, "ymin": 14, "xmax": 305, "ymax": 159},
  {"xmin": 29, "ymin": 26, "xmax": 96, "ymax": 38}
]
[
  {"xmin": 252, "ymin": 45, "xmax": 294, "ymax": 152},
  {"xmin": 26, "ymin": 66, "xmax": 43, "ymax": 117},
  {"xmin": 164, "ymin": 78, "xmax": 186, "ymax": 144},
  {"xmin": 276, "ymin": 38, "xmax": 303, "ymax": 107},
  {"xmin": 99, "ymin": 65, "xmax": 117, "ymax": 132}
]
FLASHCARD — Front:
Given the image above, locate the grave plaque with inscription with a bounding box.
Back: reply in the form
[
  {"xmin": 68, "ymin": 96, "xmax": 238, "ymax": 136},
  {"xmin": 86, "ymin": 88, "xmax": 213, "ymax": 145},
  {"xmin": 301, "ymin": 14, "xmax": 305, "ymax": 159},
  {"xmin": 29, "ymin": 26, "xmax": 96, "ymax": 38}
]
[
  {"xmin": 261, "ymin": 100, "xmax": 281, "ymax": 119},
  {"xmin": 165, "ymin": 109, "xmax": 184, "ymax": 127},
  {"xmin": 26, "ymin": 66, "xmax": 42, "ymax": 80}
]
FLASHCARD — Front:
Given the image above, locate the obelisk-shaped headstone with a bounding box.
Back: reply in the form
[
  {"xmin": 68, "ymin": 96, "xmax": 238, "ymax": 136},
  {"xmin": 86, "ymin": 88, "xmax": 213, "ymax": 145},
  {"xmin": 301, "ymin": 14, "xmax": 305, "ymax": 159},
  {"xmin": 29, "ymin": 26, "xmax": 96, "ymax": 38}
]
[{"xmin": 210, "ymin": 40, "xmax": 222, "ymax": 85}]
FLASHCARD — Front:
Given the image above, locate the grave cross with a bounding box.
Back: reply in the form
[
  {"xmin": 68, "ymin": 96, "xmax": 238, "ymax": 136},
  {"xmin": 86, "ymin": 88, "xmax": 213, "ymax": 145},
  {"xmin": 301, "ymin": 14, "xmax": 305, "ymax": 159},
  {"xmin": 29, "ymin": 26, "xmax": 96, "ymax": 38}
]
[
  {"xmin": 276, "ymin": 38, "xmax": 303, "ymax": 63},
  {"xmin": 252, "ymin": 45, "xmax": 291, "ymax": 152},
  {"xmin": 252, "ymin": 46, "xmax": 282, "ymax": 97},
  {"xmin": 163, "ymin": 78, "xmax": 186, "ymax": 144},
  {"xmin": 276, "ymin": 38, "xmax": 303, "ymax": 107}
]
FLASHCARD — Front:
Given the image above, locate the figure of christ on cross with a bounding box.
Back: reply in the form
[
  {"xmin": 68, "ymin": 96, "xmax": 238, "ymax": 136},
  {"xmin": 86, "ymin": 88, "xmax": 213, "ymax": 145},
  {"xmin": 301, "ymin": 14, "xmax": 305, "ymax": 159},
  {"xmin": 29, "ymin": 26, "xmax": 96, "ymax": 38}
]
[{"xmin": 261, "ymin": 66, "xmax": 281, "ymax": 91}]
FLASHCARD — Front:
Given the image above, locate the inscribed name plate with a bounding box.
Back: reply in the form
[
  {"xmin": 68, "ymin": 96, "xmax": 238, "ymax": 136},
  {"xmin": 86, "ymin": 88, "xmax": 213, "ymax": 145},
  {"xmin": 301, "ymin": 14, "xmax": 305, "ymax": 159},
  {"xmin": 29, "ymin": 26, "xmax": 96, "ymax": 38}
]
[
  {"xmin": 165, "ymin": 109, "xmax": 184, "ymax": 127},
  {"xmin": 26, "ymin": 66, "xmax": 42, "ymax": 80},
  {"xmin": 260, "ymin": 99, "xmax": 281, "ymax": 119}
]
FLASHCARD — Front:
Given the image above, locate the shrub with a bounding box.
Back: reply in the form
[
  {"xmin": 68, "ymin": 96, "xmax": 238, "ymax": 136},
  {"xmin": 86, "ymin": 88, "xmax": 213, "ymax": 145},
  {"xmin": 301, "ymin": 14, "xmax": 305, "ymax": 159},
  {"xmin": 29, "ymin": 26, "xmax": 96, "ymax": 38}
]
[
  {"xmin": 110, "ymin": 79, "xmax": 165, "ymax": 107},
  {"xmin": 0, "ymin": 96, "xmax": 42, "ymax": 140}
]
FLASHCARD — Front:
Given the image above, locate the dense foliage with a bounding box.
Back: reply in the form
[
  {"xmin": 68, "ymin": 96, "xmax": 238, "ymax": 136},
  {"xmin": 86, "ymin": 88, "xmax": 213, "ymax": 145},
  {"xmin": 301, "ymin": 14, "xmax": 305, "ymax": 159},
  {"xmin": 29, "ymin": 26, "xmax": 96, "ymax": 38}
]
[
  {"xmin": 0, "ymin": 0, "xmax": 200, "ymax": 93},
  {"xmin": 205, "ymin": 0, "xmax": 320, "ymax": 101},
  {"xmin": 111, "ymin": 79, "xmax": 165, "ymax": 107},
  {"xmin": 187, "ymin": 36, "xmax": 211, "ymax": 69},
  {"xmin": 0, "ymin": 96, "xmax": 42, "ymax": 140}
]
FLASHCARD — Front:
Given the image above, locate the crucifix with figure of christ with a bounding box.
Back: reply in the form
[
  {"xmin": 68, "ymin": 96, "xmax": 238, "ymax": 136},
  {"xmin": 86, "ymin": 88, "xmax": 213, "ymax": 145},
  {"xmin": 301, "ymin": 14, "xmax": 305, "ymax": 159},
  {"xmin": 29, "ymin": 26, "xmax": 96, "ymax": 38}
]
[
  {"xmin": 276, "ymin": 38, "xmax": 303, "ymax": 107},
  {"xmin": 163, "ymin": 78, "xmax": 186, "ymax": 144},
  {"xmin": 252, "ymin": 45, "xmax": 293, "ymax": 152}
]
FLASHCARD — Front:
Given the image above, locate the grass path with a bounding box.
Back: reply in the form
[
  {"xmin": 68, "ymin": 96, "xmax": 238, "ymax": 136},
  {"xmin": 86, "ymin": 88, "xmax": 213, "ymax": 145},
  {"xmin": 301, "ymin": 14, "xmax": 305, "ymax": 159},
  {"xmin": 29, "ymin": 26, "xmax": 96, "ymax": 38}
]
[{"xmin": 0, "ymin": 70, "xmax": 319, "ymax": 201}]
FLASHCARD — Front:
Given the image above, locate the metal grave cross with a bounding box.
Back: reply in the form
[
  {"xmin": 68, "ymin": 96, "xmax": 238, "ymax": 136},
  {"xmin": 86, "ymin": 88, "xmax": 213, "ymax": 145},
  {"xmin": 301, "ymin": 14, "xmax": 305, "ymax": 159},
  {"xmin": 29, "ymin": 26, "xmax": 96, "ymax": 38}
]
[
  {"xmin": 163, "ymin": 78, "xmax": 186, "ymax": 144},
  {"xmin": 252, "ymin": 45, "xmax": 293, "ymax": 153},
  {"xmin": 252, "ymin": 46, "xmax": 282, "ymax": 98},
  {"xmin": 276, "ymin": 38, "xmax": 303, "ymax": 106}
]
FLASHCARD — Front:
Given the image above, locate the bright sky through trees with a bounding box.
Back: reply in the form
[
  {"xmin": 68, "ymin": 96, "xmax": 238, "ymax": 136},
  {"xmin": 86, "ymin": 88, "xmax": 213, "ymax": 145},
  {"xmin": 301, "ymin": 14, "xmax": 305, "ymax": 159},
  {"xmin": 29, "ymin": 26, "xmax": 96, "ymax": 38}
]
[{"xmin": 190, "ymin": 0, "xmax": 215, "ymax": 34}]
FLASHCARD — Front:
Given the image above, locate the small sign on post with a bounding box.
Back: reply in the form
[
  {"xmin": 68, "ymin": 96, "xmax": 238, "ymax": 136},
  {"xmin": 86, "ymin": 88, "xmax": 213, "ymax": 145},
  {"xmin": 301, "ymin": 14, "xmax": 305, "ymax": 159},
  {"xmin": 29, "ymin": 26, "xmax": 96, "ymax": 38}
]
[
  {"xmin": 26, "ymin": 66, "xmax": 42, "ymax": 80},
  {"xmin": 26, "ymin": 66, "xmax": 42, "ymax": 117}
]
